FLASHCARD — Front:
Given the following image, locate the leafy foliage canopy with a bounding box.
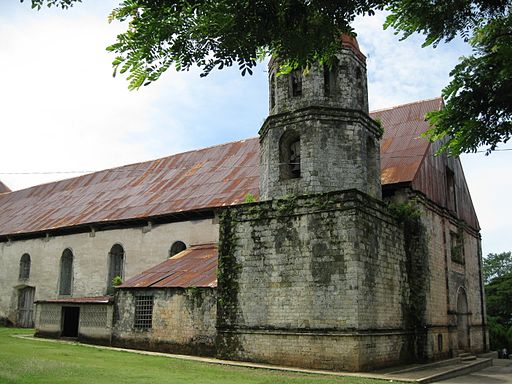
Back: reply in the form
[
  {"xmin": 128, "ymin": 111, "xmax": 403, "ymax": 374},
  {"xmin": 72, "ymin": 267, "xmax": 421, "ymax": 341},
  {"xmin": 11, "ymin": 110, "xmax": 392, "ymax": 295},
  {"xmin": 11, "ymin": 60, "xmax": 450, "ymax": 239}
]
[{"xmin": 24, "ymin": 0, "xmax": 512, "ymax": 155}]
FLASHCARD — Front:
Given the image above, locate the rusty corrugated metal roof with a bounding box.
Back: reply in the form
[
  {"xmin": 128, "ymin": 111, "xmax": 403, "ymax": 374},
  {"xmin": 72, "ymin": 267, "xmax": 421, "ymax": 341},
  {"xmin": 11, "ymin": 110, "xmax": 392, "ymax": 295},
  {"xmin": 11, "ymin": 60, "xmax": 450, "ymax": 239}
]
[
  {"xmin": 119, "ymin": 244, "xmax": 218, "ymax": 289},
  {"xmin": 35, "ymin": 296, "xmax": 112, "ymax": 304},
  {"xmin": 0, "ymin": 139, "xmax": 260, "ymax": 236},
  {"xmin": 374, "ymin": 97, "xmax": 443, "ymax": 185},
  {"xmin": 0, "ymin": 98, "xmax": 455, "ymax": 237}
]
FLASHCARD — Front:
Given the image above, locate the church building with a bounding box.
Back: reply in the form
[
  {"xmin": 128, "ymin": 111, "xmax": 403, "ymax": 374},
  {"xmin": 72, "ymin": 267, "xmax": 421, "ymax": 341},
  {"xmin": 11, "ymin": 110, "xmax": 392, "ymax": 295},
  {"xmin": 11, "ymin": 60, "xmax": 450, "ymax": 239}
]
[{"xmin": 0, "ymin": 36, "xmax": 487, "ymax": 371}]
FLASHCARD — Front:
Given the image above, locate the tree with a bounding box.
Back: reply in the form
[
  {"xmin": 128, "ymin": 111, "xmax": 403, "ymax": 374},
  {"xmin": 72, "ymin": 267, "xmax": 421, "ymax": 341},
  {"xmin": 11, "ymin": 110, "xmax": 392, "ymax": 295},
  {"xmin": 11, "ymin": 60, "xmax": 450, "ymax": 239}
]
[
  {"xmin": 483, "ymin": 252, "xmax": 512, "ymax": 351},
  {"xmin": 24, "ymin": 0, "xmax": 512, "ymax": 155},
  {"xmin": 483, "ymin": 251, "xmax": 512, "ymax": 284}
]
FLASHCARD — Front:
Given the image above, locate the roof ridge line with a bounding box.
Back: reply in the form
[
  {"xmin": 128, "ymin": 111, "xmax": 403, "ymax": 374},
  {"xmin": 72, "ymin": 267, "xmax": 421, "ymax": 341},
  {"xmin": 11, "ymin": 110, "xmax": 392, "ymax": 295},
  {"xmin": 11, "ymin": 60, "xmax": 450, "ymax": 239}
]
[{"xmin": 370, "ymin": 96, "xmax": 442, "ymax": 114}]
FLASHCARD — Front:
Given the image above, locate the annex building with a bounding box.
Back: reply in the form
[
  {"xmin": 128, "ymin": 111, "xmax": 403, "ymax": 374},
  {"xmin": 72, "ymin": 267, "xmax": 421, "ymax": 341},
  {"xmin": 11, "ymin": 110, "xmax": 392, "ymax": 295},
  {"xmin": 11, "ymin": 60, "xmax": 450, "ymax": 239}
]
[{"xmin": 0, "ymin": 36, "xmax": 488, "ymax": 371}]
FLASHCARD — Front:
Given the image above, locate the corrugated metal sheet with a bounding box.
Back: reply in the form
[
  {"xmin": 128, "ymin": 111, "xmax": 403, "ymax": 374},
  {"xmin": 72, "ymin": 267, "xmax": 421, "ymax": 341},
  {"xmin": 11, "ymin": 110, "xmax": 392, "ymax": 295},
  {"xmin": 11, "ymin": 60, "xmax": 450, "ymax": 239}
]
[
  {"xmin": 412, "ymin": 138, "xmax": 480, "ymax": 229},
  {"xmin": 373, "ymin": 97, "xmax": 444, "ymax": 185},
  {"xmin": 0, "ymin": 97, "xmax": 478, "ymax": 236},
  {"xmin": 0, "ymin": 139, "xmax": 260, "ymax": 236},
  {"xmin": 119, "ymin": 244, "xmax": 217, "ymax": 288},
  {"xmin": 35, "ymin": 296, "xmax": 112, "ymax": 304}
]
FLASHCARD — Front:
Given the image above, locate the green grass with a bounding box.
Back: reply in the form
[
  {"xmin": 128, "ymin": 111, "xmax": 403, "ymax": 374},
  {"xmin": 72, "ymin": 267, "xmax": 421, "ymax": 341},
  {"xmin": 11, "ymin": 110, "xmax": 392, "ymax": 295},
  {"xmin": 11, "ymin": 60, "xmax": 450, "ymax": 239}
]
[{"xmin": 0, "ymin": 327, "xmax": 396, "ymax": 384}]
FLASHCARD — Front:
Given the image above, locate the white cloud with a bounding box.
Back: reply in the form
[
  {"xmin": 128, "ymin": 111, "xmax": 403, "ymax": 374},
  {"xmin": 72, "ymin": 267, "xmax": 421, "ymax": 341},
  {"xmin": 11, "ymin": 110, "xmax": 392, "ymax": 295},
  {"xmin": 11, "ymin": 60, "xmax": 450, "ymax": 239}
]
[{"xmin": 354, "ymin": 12, "xmax": 471, "ymax": 109}]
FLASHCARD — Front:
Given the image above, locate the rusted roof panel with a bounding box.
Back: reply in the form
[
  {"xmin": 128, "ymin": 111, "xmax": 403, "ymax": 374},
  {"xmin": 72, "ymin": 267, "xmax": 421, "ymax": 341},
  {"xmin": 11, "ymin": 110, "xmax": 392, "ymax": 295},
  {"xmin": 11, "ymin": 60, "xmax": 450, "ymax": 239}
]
[
  {"xmin": 373, "ymin": 97, "xmax": 443, "ymax": 185},
  {"xmin": 0, "ymin": 97, "xmax": 478, "ymax": 236},
  {"xmin": 0, "ymin": 139, "xmax": 260, "ymax": 236},
  {"xmin": 119, "ymin": 244, "xmax": 218, "ymax": 288},
  {"xmin": 35, "ymin": 296, "xmax": 112, "ymax": 304}
]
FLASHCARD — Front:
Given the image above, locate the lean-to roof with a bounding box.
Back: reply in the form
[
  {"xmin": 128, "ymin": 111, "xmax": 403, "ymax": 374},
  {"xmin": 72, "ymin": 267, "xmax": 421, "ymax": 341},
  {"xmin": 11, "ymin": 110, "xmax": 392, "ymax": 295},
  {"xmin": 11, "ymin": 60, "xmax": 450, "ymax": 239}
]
[{"xmin": 119, "ymin": 244, "xmax": 218, "ymax": 289}]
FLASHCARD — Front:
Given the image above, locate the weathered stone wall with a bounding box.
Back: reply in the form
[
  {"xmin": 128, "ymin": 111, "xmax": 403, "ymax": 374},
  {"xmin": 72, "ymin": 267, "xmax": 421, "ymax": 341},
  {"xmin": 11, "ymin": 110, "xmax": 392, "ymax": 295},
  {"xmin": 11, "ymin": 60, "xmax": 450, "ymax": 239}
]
[
  {"xmin": 113, "ymin": 288, "xmax": 216, "ymax": 356},
  {"xmin": 217, "ymin": 190, "xmax": 414, "ymax": 371},
  {"xmin": 259, "ymin": 108, "xmax": 381, "ymax": 200},
  {"xmin": 0, "ymin": 218, "xmax": 218, "ymax": 324},
  {"xmin": 269, "ymin": 48, "xmax": 369, "ymax": 115},
  {"xmin": 386, "ymin": 191, "xmax": 487, "ymax": 358}
]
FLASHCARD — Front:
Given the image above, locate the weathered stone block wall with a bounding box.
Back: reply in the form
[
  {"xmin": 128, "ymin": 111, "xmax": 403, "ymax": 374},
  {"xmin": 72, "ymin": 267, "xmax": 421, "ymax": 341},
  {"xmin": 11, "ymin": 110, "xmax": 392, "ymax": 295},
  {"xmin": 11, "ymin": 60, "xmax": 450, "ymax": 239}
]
[
  {"xmin": 386, "ymin": 191, "xmax": 487, "ymax": 358},
  {"xmin": 217, "ymin": 190, "xmax": 413, "ymax": 371},
  {"xmin": 259, "ymin": 109, "xmax": 381, "ymax": 201},
  {"xmin": 269, "ymin": 48, "xmax": 369, "ymax": 115},
  {"xmin": 0, "ymin": 218, "xmax": 218, "ymax": 324},
  {"xmin": 113, "ymin": 288, "xmax": 216, "ymax": 356}
]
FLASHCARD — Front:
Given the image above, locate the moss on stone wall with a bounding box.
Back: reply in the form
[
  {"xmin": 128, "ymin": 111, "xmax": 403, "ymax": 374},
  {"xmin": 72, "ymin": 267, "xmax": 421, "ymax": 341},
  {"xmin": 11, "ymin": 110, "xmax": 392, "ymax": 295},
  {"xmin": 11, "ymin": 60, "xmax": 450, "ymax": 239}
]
[
  {"xmin": 393, "ymin": 203, "xmax": 430, "ymax": 362},
  {"xmin": 216, "ymin": 208, "xmax": 243, "ymax": 358}
]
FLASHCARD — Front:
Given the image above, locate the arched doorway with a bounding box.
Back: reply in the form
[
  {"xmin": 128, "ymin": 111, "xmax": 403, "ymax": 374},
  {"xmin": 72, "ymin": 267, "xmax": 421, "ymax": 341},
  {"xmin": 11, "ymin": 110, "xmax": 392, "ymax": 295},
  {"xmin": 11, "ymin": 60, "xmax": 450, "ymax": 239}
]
[{"xmin": 456, "ymin": 288, "xmax": 470, "ymax": 350}]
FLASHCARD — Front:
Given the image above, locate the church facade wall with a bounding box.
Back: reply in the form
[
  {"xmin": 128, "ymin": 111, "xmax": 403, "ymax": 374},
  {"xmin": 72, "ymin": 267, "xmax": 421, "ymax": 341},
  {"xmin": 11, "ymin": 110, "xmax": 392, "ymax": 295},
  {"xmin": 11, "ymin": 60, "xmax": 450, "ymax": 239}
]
[
  {"xmin": 113, "ymin": 288, "xmax": 217, "ymax": 356},
  {"xmin": 216, "ymin": 190, "xmax": 416, "ymax": 371},
  {"xmin": 0, "ymin": 218, "xmax": 218, "ymax": 325}
]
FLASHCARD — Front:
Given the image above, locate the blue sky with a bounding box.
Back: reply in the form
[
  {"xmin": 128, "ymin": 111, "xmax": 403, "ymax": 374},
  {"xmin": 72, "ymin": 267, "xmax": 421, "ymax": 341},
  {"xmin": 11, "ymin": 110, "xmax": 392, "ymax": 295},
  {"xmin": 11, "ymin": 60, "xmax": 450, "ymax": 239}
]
[{"xmin": 0, "ymin": 0, "xmax": 510, "ymax": 256}]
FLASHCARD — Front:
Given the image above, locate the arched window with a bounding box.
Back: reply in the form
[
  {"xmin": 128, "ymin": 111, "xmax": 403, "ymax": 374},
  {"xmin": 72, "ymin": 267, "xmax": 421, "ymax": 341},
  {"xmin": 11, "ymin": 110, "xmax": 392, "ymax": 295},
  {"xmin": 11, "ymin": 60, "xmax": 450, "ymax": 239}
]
[
  {"xmin": 279, "ymin": 130, "xmax": 301, "ymax": 180},
  {"xmin": 19, "ymin": 253, "xmax": 31, "ymax": 280},
  {"xmin": 59, "ymin": 248, "xmax": 74, "ymax": 296},
  {"xmin": 108, "ymin": 244, "xmax": 125, "ymax": 288},
  {"xmin": 169, "ymin": 241, "xmax": 187, "ymax": 257}
]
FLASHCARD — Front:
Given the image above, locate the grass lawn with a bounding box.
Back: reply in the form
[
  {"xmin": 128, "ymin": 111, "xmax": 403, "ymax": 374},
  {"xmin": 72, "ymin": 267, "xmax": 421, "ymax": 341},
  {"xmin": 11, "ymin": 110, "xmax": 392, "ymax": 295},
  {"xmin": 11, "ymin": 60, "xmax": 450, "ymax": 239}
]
[{"xmin": 0, "ymin": 327, "xmax": 401, "ymax": 384}]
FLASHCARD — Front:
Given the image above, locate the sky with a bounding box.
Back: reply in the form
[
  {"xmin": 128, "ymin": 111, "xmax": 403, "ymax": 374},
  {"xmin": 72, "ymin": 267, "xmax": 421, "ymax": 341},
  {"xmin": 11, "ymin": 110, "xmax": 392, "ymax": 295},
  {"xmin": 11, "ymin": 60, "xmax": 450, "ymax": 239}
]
[{"xmin": 0, "ymin": 0, "xmax": 510, "ymax": 257}]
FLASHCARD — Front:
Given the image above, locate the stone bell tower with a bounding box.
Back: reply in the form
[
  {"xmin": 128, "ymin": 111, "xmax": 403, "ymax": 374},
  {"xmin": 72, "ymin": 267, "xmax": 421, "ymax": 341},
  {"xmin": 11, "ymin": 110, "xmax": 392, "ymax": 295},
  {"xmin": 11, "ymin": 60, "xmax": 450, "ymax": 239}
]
[
  {"xmin": 259, "ymin": 35, "xmax": 382, "ymax": 200},
  {"xmin": 217, "ymin": 36, "xmax": 413, "ymax": 371}
]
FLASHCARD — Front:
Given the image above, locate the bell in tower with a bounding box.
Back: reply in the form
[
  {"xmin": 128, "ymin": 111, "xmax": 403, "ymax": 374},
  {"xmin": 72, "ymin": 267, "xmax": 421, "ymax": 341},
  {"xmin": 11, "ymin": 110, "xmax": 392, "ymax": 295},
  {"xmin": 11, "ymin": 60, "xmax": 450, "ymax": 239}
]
[{"xmin": 259, "ymin": 34, "xmax": 382, "ymax": 200}]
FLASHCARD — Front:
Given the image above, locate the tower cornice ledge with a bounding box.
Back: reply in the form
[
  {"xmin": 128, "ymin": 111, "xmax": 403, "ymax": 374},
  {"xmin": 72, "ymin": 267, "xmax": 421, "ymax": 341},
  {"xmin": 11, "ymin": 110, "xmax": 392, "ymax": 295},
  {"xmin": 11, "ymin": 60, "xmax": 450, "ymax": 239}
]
[{"xmin": 258, "ymin": 105, "xmax": 383, "ymax": 140}]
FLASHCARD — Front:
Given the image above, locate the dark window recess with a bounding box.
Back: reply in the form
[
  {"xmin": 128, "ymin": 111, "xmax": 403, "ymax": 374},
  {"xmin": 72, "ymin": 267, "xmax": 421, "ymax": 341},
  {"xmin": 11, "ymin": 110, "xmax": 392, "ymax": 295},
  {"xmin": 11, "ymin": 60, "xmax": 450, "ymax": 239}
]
[
  {"xmin": 19, "ymin": 253, "xmax": 31, "ymax": 280},
  {"xmin": 107, "ymin": 244, "xmax": 124, "ymax": 289},
  {"xmin": 323, "ymin": 62, "xmax": 337, "ymax": 96},
  {"xmin": 450, "ymin": 231, "xmax": 464, "ymax": 264},
  {"xmin": 270, "ymin": 74, "xmax": 276, "ymax": 109},
  {"xmin": 279, "ymin": 130, "xmax": 301, "ymax": 180},
  {"xmin": 134, "ymin": 295, "xmax": 154, "ymax": 330},
  {"xmin": 290, "ymin": 69, "xmax": 302, "ymax": 97},
  {"xmin": 446, "ymin": 167, "xmax": 457, "ymax": 212},
  {"xmin": 438, "ymin": 334, "xmax": 443, "ymax": 352},
  {"xmin": 170, "ymin": 241, "xmax": 187, "ymax": 257},
  {"xmin": 59, "ymin": 249, "xmax": 73, "ymax": 295}
]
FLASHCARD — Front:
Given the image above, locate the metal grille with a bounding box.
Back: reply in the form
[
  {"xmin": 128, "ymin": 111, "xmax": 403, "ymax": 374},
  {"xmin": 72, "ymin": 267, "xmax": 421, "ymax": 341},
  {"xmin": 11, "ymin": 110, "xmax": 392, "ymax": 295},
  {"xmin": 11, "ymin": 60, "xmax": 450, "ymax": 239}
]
[
  {"xmin": 39, "ymin": 305, "xmax": 60, "ymax": 325},
  {"xmin": 134, "ymin": 295, "xmax": 153, "ymax": 330},
  {"xmin": 81, "ymin": 306, "xmax": 108, "ymax": 328}
]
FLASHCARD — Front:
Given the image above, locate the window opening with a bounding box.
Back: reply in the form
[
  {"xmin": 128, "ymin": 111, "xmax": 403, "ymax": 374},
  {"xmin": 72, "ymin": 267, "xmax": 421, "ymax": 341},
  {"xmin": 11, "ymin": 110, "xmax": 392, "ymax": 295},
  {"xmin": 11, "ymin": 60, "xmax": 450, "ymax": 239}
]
[
  {"xmin": 290, "ymin": 69, "xmax": 302, "ymax": 97},
  {"xmin": 134, "ymin": 295, "xmax": 154, "ymax": 330},
  {"xmin": 446, "ymin": 167, "xmax": 457, "ymax": 212},
  {"xmin": 437, "ymin": 334, "xmax": 443, "ymax": 352},
  {"xmin": 270, "ymin": 73, "xmax": 276, "ymax": 109},
  {"xmin": 108, "ymin": 244, "xmax": 124, "ymax": 290},
  {"xmin": 19, "ymin": 253, "xmax": 31, "ymax": 280},
  {"xmin": 450, "ymin": 231, "xmax": 464, "ymax": 264},
  {"xmin": 323, "ymin": 62, "xmax": 337, "ymax": 97},
  {"xmin": 59, "ymin": 249, "xmax": 73, "ymax": 296},
  {"xmin": 279, "ymin": 130, "xmax": 301, "ymax": 180},
  {"xmin": 170, "ymin": 241, "xmax": 187, "ymax": 257}
]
